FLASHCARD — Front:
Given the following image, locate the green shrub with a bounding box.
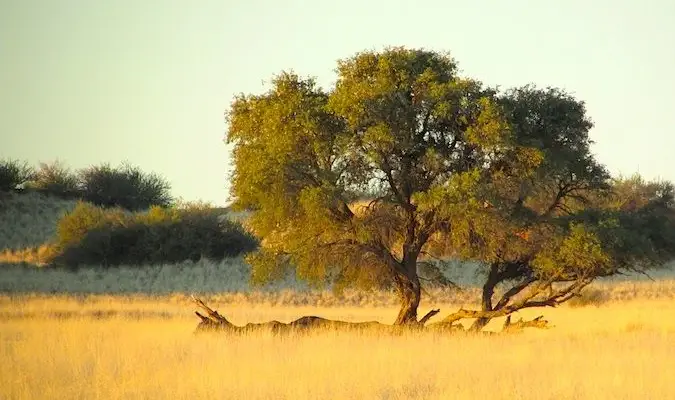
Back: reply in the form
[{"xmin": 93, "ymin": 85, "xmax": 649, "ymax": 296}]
[
  {"xmin": 79, "ymin": 162, "xmax": 173, "ymax": 211},
  {"xmin": 56, "ymin": 202, "xmax": 130, "ymax": 249},
  {"xmin": 52, "ymin": 203, "xmax": 258, "ymax": 268},
  {"xmin": 0, "ymin": 159, "xmax": 36, "ymax": 192}
]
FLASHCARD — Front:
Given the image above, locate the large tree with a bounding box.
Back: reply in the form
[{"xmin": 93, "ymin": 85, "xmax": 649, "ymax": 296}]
[{"xmin": 226, "ymin": 47, "xmax": 675, "ymax": 327}]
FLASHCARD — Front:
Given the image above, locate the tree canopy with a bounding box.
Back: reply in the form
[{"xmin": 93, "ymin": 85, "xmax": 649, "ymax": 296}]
[{"xmin": 226, "ymin": 47, "xmax": 675, "ymax": 327}]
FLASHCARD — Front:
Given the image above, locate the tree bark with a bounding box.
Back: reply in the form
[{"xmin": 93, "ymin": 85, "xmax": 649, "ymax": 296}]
[
  {"xmin": 471, "ymin": 263, "xmax": 499, "ymax": 331},
  {"xmin": 393, "ymin": 272, "xmax": 421, "ymax": 325},
  {"xmin": 192, "ymin": 296, "xmax": 441, "ymax": 335}
]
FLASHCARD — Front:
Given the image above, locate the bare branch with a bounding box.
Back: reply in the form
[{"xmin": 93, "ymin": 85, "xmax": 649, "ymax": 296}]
[
  {"xmin": 418, "ymin": 309, "xmax": 441, "ymax": 326},
  {"xmin": 379, "ymin": 152, "xmax": 409, "ymax": 209},
  {"xmin": 321, "ymin": 238, "xmax": 408, "ymax": 278},
  {"xmin": 502, "ymin": 315, "xmax": 550, "ymax": 333},
  {"xmin": 441, "ymin": 276, "xmax": 593, "ymax": 325},
  {"xmin": 414, "ymin": 209, "xmax": 437, "ymax": 253},
  {"xmin": 493, "ymin": 277, "xmax": 537, "ymax": 310},
  {"xmin": 195, "ymin": 311, "xmax": 210, "ymax": 324},
  {"xmin": 542, "ymin": 181, "xmax": 571, "ymax": 218},
  {"xmin": 521, "ymin": 277, "xmax": 593, "ymax": 308},
  {"xmin": 366, "ymin": 196, "xmax": 387, "ymax": 211},
  {"xmin": 191, "ymin": 295, "xmax": 230, "ymax": 325}
]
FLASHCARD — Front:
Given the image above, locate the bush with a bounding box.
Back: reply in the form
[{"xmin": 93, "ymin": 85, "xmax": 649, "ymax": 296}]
[
  {"xmin": 27, "ymin": 160, "xmax": 81, "ymax": 199},
  {"xmin": 52, "ymin": 203, "xmax": 258, "ymax": 268},
  {"xmin": 56, "ymin": 202, "xmax": 130, "ymax": 249},
  {"xmin": 79, "ymin": 162, "xmax": 173, "ymax": 211},
  {"xmin": 0, "ymin": 159, "xmax": 36, "ymax": 192}
]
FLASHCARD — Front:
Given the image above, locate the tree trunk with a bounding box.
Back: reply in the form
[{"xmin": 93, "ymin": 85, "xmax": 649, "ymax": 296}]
[
  {"xmin": 393, "ymin": 273, "xmax": 421, "ymax": 325},
  {"xmin": 470, "ymin": 263, "xmax": 499, "ymax": 331}
]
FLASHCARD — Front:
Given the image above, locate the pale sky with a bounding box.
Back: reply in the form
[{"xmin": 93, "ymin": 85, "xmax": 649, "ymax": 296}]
[{"xmin": 2, "ymin": 0, "xmax": 674, "ymax": 206}]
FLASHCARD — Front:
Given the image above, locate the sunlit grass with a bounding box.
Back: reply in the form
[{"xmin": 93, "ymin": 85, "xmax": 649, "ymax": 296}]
[
  {"xmin": 1, "ymin": 290, "xmax": 675, "ymax": 400},
  {"xmin": 0, "ymin": 244, "xmax": 57, "ymax": 266}
]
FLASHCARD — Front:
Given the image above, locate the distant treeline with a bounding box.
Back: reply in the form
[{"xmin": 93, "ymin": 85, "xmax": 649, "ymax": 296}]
[{"xmin": 0, "ymin": 159, "xmax": 172, "ymax": 211}]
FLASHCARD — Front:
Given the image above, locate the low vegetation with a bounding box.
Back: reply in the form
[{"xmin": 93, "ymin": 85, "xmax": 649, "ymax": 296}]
[
  {"xmin": 1, "ymin": 289, "xmax": 674, "ymax": 399},
  {"xmin": 48, "ymin": 202, "xmax": 257, "ymax": 268},
  {"xmin": 1, "ymin": 166, "xmax": 255, "ymax": 268},
  {"xmin": 0, "ymin": 191, "xmax": 78, "ymax": 250}
]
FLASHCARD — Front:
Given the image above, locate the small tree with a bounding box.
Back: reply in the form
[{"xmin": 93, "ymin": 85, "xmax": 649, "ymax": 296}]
[
  {"xmin": 79, "ymin": 162, "xmax": 173, "ymax": 211},
  {"xmin": 0, "ymin": 159, "xmax": 36, "ymax": 192},
  {"xmin": 226, "ymin": 47, "xmax": 675, "ymax": 327}
]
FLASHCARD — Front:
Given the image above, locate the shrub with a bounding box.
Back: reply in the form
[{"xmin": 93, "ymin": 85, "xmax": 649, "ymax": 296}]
[
  {"xmin": 28, "ymin": 160, "xmax": 81, "ymax": 199},
  {"xmin": 0, "ymin": 159, "xmax": 36, "ymax": 192},
  {"xmin": 56, "ymin": 201, "xmax": 130, "ymax": 249},
  {"xmin": 79, "ymin": 162, "xmax": 173, "ymax": 211},
  {"xmin": 52, "ymin": 203, "xmax": 259, "ymax": 268}
]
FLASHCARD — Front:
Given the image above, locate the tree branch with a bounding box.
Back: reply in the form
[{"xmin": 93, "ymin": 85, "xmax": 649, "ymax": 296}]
[
  {"xmin": 542, "ymin": 181, "xmax": 571, "ymax": 218},
  {"xmin": 418, "ymin": 308, "xmax": 440, "ymax": 326},
  {"xmin": 502, "ymin": 315, "xmax": 550, "ymax": 333},
  {"xmin": 379, "ymin": 152, "xmax": 410, "ymax": 210},
  {"xmin": 322, "ymin": 238, "xmax": 408, "ymax": 278},
  {"xmin": 417, "ymin": 107, "xmax": 434, "ymax": 140},
  {"xmin": 493, "ymin": 277, "xmax": 537, "ymax": 310},
  {"xmin": 191, "ymin": 295, "xmax": 230, "ymax": 325},
  {"xmin": 441, "ymin": 276, "xmax": 593, "ymax": 325}
]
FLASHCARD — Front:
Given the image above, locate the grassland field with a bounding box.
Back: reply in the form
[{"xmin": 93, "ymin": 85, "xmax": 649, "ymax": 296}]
[
  {"xmin": 2, "ymin": 286, "xmax": 675, "ymax": 400},
  {"xmin": 2, "ymin": 192, "xmax": 675, "ymax": 399}
]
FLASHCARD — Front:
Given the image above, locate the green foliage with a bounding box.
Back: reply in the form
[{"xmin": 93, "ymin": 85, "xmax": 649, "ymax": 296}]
[
  {"xmin": 572, "ymin": 178, "xmax": 675, "ymax": 272},
  {"xmin": 79, "ymin": 162, "xmax": 173, "ymax": 211},
  {"xmin": 446, "ymin": 86, "xmax": 675, "ymax": 319},
  {"xmin": 52, "ymin": 202, "xmax": 258, "ymax": 268},
  {"xmin": 0, "ymin": 159, "xmax": 36, "ymax": 192},
  {"xmin": 226, "ymin": 46, "xmax": 675, "ymax": 323},
  {"xmin": 56, "ymin": 202, "xmax": 130, "ymax": 250},
  {"xmin": 227, "ymin": 47, "xmax": 532, "ymax": 300}
]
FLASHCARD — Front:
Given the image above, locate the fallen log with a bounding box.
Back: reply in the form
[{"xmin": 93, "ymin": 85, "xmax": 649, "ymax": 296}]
[
  {"xmin": 191, "ymin": 296, "xmax": 548, "ymax": 335},
  {"xmin": 501, "ymin": 315, "xmax": 550, "ymax": 333},
  {"xmin": 192, "ymin": 295, "xmax": 419, "ymax": 335}
]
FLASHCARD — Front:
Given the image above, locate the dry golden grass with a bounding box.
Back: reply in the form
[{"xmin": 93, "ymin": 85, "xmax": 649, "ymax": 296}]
[
  {"xmin": 2, "ymin": 285, "xmax": 675, "ymax": 400},
  {"xmin": 0, "ymin": 244, "xmax": 57, "ymax": 266}
]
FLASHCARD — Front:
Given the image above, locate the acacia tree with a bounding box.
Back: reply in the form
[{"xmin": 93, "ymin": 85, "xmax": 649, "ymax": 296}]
[
  {"xmin": 434, "ymin": 87, "xmax": 675, "ymax": 330},
  {"xmin": 226, "ymin": 47, "xmax": 675, "ymax": 327}
]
